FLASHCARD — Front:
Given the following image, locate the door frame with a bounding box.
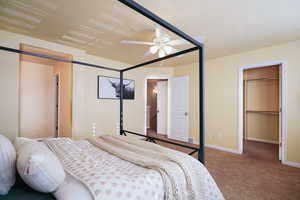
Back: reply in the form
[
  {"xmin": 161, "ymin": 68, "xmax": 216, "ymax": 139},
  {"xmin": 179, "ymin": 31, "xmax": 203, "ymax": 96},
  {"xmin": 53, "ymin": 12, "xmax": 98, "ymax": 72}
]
[
  {"xmin": 144, "ymin": 76, "xmax": 171, "ymax": 136},
  {"xmin": 53, "ymin": 73, "xmax": 60, "ymax": 138},
  {"xmin": 238, "ymin": 60, "xmax": 287, "ymax": 163},
  {"xmin": 19, "ymin": 44, "xmax": 73, "ymax": 138}
]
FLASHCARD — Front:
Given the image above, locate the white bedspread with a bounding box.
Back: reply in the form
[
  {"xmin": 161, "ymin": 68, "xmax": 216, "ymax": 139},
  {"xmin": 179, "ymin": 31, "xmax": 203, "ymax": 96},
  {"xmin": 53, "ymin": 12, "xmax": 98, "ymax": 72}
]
[
  {"xmin": 46, "ymin": 138, "xmax": 165, "ymax": 200},
  {"xmin": 45, "ymin": 137, "xmax": 224, "ymax": 200},
  {"xmin": 76, "ymin": 139, "xmax": 165, "ymax": 200}
]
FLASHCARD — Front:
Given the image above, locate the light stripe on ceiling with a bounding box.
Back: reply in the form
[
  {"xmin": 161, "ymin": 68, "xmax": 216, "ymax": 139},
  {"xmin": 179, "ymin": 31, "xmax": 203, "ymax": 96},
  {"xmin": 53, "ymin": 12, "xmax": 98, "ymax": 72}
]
[
  {"xmin": 61, "ymin": 35, "xmax": 87, "ymax": 44},
  {"xmin": 7, "ymin": 0, "xmax": 48, "ymax": 17},
  {"xmin": 68, "ymin": 30, "xmax": 96, "ymax": 40},
  {"xmin": 31, "ymin": 0, "xmax": 58, "ymax": 10},
  {"xmin": 0, "ymin": 15, "xmax": 35, "ymax": 29},
  {"xmin": 0, "ymin": 7, "xmax": 42, "ymax": 23}
]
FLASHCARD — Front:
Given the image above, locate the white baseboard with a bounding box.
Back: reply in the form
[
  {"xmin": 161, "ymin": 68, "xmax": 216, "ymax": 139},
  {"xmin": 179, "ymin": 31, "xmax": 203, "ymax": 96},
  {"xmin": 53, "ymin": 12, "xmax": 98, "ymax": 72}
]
[
  {"xmin": 201, "ymin": 142, "xmax": 300, "ymax": 169},
  {"xmin": 247, "ymin": 137, "xmax": 279, "ymax": 144},
  {"xmin": 282, "ymin": 160, "xmax": 300, "ymax": 168},
  {"xmin": 205, "ymin": 144, "xmax": 242, "ymax": 154},
  {"xmin": 193, "ymin": 140, "xmax": 199, "ymax": 145}
]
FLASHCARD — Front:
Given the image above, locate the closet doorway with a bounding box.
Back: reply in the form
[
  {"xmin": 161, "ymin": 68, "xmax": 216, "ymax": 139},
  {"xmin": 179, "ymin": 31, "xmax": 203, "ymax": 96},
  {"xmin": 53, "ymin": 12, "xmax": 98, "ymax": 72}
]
[
  {"xmin": 240, "ymin": 63, "xmax": 286, "ymax": 162},
  {"xmin": 19, "ymin": 44, "xmax": 73, "ymax": 139},
  {"xmin": 146, "ymin": 78, "xmax": 168, "ymax": 137}
]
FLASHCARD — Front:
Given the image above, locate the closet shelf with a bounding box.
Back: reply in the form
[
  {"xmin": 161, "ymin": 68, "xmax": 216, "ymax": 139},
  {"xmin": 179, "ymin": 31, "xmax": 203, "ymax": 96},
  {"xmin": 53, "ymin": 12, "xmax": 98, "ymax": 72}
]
[
  {"xmin": 245, "ymin": 77, "xmax": 279, "ymax": 81},
  {"xmin": 246, "ymin": 110, "xmax": 279, "ymax": 115}
]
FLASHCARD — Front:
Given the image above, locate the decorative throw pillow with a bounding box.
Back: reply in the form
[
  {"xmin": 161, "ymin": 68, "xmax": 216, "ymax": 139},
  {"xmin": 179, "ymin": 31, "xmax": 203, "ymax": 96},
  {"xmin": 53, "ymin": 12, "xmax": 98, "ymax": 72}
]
[
  {"xmin": 0, "ymin": 135, "xmax": 16, "ymax": 195},
  {"xmin": 16, "ymin": 139, "xmax": 65, "ymax": 193}
]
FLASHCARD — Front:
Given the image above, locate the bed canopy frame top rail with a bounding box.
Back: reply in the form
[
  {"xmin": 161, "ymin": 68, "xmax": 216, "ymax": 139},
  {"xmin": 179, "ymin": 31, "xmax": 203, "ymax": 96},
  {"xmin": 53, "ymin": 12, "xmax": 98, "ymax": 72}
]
[{"xmin": 0, "ymin": 0, "xmax": 205, "ymax": 164}]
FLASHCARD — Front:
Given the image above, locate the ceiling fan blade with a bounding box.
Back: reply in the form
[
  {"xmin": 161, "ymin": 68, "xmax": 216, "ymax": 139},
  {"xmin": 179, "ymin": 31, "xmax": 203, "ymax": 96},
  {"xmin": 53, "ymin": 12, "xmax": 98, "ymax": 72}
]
[
  {"xmin": 120, "ymin": 40, "xmax": 155, "ymax": 45},
  {"xmin": 166, "ymin": 39, "xmax": 187, "ymax": 46},
  {"xmin": 163, "ymin": 46, "xmax": 177, "ymax": 54},
  {"xmin": 167, "ymin": 36, "xmax": 204, "ymax": 46},
  {"xmin": 165, "ymin": 46, "xmax": 183, "ymax": 57},
  {"xmin": 171, "ymin": 47, "xmax": 183, "ymax": 56}
]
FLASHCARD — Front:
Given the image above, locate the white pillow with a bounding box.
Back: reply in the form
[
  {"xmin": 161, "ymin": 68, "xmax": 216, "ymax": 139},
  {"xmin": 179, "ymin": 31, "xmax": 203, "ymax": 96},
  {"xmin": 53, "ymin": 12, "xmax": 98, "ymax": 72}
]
[
  {"xmin": 54, "ymin": 173, "xmax": 93, "ymax": 200},
  {"xmin": 16, "ymin": 139, "xmax": 65, "ymax": 193},
  {"xmin": 0, "ymin": 135, "xmax": 16, "ymax": 195},
  {"xmin": 13, "ymin": 137, "xmax": 35, "ymax": 152}
]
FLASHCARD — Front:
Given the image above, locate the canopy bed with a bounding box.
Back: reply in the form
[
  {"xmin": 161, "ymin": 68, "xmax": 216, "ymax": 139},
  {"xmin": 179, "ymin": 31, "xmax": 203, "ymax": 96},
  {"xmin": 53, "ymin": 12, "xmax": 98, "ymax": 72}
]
[
  {"xmin": 0, "ymin": 0, "xmax": 204, "ymax": 162},
  {"xmin": 0, "ymin": 0, "xmax": 219, "ymax": 199}
]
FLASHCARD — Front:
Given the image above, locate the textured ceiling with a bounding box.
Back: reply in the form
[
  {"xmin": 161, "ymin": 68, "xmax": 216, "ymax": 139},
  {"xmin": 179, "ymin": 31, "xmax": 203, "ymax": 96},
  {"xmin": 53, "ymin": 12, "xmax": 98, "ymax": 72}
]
[{"xmin": 0, "ymin": 0, "xmax": 299, "ymax": 66}]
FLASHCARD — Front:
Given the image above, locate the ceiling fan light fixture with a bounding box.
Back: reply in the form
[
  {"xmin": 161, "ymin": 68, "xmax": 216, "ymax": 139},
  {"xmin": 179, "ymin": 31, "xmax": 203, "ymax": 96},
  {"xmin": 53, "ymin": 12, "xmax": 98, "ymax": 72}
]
[
  {"xmin": 163, "ymin": 46, "xmax": 173, "ymax": 54},
  {"xmin": 150, "ymin": 45, "xmax": 159, "ymax": 54},
  {"xmin": 158, "ymin": 49, "xmax": 166, "ymax": 58}
]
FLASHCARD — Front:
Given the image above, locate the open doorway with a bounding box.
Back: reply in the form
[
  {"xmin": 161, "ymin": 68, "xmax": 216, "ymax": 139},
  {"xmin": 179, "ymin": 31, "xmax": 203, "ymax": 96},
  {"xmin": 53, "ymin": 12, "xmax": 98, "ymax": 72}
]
[
  {"xmin": 240, "ymin": 62, "xmax": 286, "ymax": 163},
  {"xmin": 146, "ymin": 79, "xmax": 168, "ymax": 137},
  {"xmin": 19, "ymin": 44, "xmax": 73, "ymax": 139}
]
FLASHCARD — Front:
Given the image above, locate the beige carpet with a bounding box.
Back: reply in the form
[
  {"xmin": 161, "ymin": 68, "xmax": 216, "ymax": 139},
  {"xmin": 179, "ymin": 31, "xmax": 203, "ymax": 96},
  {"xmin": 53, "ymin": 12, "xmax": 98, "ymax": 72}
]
[{"xmin": 154, "ymin": 136, "xmax": 300, "ymax": 200}]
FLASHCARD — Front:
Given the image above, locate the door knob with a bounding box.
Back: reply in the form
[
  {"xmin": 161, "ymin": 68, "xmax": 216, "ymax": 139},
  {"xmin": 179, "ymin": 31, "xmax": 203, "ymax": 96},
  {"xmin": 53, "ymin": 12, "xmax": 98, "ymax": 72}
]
[{"xmin": 184, "ymin": 112, "xmax": 188, "ymax": 116}]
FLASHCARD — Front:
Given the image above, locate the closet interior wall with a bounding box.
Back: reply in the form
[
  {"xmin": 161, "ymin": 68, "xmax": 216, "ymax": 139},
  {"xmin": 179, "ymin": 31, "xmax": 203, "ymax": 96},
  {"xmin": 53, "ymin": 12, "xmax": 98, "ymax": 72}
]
[{"xmin": 244, "ymin": 65, "xmax": 280, "ymax": 144}]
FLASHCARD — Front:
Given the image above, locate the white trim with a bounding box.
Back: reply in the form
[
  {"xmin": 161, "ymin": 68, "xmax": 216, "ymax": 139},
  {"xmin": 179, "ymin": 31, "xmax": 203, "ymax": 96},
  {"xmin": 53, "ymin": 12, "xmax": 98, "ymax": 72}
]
[
  {"xmin": 247, "ymin": 137, "xmax": 279, "ymax": 144},
  {"xmin": 144, "ymin": 76, "xmax": 170, "ymax": 136},
  {"xmin": 238, "ymin": 60, "xmax": 287, "ymax": 164},
  {"xmin": 282, "ymin": 160, "xmax": 300, "ymax": 168},
  {"xmin": 205, "ymin": 144, "xmax": 242, "ymax": 154}
]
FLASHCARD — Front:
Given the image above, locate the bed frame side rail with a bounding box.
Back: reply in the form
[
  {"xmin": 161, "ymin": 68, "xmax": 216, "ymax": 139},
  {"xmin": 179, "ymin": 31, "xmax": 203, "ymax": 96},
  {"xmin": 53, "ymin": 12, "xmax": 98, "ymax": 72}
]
[{"xmin": 123, "ymin": 130, "xmax": 200, "ymax": 156}]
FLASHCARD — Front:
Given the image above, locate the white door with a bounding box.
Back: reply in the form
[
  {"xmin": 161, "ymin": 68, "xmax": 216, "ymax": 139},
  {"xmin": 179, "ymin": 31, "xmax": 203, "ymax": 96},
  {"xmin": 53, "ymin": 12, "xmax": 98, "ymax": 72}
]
[
  {"xmin": 157, "ymin": 81, "xmax": 168, "ymax": 135},
  {"xmin": 170, "ymin": 76, "xmax": 189, "ymax": 142}
]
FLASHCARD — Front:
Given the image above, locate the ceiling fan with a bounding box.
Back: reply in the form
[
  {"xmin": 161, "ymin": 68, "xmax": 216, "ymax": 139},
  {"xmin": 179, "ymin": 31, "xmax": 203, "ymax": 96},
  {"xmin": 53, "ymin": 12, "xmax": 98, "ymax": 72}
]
[{"xmin": 120, "ymin": 27, "xmax": 203, "ymax": 58}]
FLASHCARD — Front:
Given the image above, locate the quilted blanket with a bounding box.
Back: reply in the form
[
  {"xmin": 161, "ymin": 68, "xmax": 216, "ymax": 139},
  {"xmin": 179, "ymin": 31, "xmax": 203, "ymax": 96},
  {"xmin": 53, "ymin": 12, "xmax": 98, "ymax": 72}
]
[{"xmin": 44, "ymin": 136, "xmax": 224, "ymax": 200}]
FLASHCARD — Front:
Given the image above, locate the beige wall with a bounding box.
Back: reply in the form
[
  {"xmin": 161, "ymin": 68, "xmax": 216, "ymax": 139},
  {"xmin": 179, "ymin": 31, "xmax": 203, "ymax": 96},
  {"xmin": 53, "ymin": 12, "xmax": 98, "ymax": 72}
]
[
  {"xmin": 0, "ymin": 33, "xmax": 19, "ymax": 141},
  {"xmin": 205, "ymin": 40, "xmax": 300, "ymax": 165},
  {"xmin": 73, "ymin": 57, "xmax": 173, "ymax": 140},
  {"xmin": 174, "ymin": 40, "xmax": 300, "ymax": 165},
  {"xmin": 0, "ymin": 31, "xmax": 125, "ymax": 140},
  {"xmin": 0, "ymin": 30, "xmax": 173, "ymax": 141},
  {"xmin": 1, "ymin": 30, "xmax": 299, "ymax": 165},
  {"xmin": 0, "ymin": 30, "xmax": 88, "ymax": 140},
  {"xmin": 123, "ymin": 67, "xmax": 174, "ymax": 135}
]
